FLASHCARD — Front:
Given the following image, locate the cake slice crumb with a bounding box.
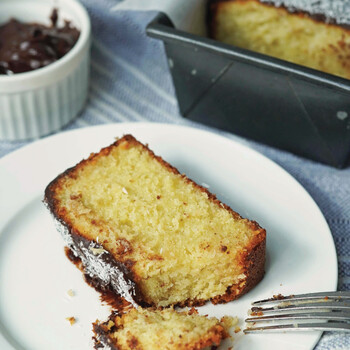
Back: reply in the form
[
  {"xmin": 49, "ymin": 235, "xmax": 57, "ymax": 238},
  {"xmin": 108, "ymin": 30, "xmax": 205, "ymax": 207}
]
[
  {"xmin": 93, "ymin": 307, "xmax": 231, "ymax": 350},
  {"xmin": 89, "ymin": 247, "xmax": 105, "ymax": 255},
  {"xmin": 67, "ymin": 289, "xmax": 75, "ymax": 297},
  {"xmin": 66, "ymin": 316, "xmax": 76, "ymax": 325}
]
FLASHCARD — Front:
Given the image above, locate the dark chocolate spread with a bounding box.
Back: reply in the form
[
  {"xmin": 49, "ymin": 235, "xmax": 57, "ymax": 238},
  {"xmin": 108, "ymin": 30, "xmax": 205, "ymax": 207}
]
[
  {"xmin": 65, "ymin": 246, "xmax": 138, "ymax": 311},
  {"xmin": 0, "ymin": 9, "xmax": 80, "ymax": 75}
]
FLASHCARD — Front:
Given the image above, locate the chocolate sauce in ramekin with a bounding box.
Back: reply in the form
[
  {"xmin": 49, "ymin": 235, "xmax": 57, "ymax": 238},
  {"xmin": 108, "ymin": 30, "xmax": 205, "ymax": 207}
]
[{"xmin": 0, "ymin": 9, "xmax": 80, "ymax": 75}]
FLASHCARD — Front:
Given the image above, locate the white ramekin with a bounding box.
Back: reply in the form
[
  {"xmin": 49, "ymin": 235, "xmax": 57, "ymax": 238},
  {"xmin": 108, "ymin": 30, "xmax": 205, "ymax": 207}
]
[{"xmin": 0, "ymin": 0, "xmax": 91, "ymax": 141}]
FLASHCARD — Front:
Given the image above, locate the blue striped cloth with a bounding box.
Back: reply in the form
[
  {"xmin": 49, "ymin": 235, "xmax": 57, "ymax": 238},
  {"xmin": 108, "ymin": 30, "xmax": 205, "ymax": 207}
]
[{"xmin": 1, "ymin": 1, "xmax": 350, "ymax": 348}]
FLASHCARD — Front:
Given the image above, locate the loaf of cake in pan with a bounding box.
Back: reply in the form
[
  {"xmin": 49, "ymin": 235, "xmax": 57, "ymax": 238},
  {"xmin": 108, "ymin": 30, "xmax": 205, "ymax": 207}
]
[{"xmin": 209, "ymin": 0, "xmax": 350, "ymax": 79}]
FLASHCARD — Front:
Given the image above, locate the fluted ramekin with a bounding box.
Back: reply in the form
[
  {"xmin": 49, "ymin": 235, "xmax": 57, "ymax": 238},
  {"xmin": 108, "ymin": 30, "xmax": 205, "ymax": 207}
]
[{"xmin": 0, "ymin": 0, "xmax": 91, "ymax": 141}]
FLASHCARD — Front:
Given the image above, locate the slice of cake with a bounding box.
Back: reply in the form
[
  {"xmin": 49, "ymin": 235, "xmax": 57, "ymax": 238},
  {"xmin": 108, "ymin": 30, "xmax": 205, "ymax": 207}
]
[
  {"xmin": 44, "ymin": 135, "xmax": 265, "ymax": 307},
  {"xmin": 93, "ymin": 307, "xmax": 233, "ymax": 350},
  {"xmin": 209, "ymin": 0, "xmax": 350, "ymax": 80}
]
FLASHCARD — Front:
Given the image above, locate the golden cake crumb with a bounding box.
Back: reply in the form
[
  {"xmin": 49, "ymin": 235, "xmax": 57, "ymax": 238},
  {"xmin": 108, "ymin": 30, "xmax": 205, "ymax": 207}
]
[
  {"xmin": 221, "ymin": 315, "xmax": 239, "ymax": 329},
  {"xmin": 89, "ymin": 247, "xmax": 105, "ymax": 255},
  {"xmin": 107, "ymin": 320, "xmax": 115, "ymax": 330},
  {"xmin": 66, "ymin": 316, "xmax": 76, "ymax": 325}
]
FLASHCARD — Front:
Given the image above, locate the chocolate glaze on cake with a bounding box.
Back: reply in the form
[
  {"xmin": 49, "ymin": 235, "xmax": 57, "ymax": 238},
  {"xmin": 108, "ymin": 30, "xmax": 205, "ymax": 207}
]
[
  {"xmin": 93, "ymin": 314, "xmax": 120, "ymax": 350},
  {"xmin": 44, "ymin": 196, "xmax": 145, "ymax": 307},
  {"xmin": 0, "ymin": 9, "xmax": 80, "ymax": 75}
]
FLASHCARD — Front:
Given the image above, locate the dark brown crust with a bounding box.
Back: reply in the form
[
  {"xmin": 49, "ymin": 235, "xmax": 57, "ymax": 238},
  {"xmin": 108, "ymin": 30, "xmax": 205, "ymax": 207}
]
[
  {"xmin": 93, "ymin": 319, "xmax": 119, "ymax": 350},
  {"xmin": 65, "ymin": 233, "xmax": 147, "ymax": 307},
  {"xmin": 240, "ymin": 229, "xmax": 266, "ymax": 294},
  {"xmin": 44, "ymin": 134, "xmax": 266, "ymax": 307},
  {"xmin": 211, "ymin": 227, "xmax": 266, "ymax": 304},
  {"xmin": 45, "ymin": 185, "xmax": 146, "ymax": 305},
  {"xmin": 208, "ymin": 0, "xmax": 350, "ymax": 34}
]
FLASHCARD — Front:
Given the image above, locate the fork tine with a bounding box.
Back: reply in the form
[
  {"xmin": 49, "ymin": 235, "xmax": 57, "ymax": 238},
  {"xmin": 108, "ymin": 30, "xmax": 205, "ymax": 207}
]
[
  {"xmin": 252, "ymin": 291, "xmax": 350, "ymax": 306},
  {"xmin": 244, "ymin": 322, "xmax": 350, "ymax": 334},
  {"xmin": 251, "ymin": 301, "xmax": 350, "ymax": 313},
  {"xmin": 245, "ymin": 292, "xmax": 350, "ymax": 334},
  {"xmin": 246, "ymin": 311, "xmax": 350, "ymax": 323}
]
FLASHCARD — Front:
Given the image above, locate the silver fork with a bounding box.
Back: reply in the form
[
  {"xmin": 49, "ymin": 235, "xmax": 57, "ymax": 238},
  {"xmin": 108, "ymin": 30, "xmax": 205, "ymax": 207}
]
[{"xmin": 244, "ymin": 291, "xmax": 350, "ymax": 333}]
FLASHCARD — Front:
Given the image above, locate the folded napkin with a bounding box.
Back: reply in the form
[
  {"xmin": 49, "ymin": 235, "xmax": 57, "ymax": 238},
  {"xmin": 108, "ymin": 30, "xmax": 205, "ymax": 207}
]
[{"xmin": 111, "ymin": 0, "xmax": 207, "ymax": 35}]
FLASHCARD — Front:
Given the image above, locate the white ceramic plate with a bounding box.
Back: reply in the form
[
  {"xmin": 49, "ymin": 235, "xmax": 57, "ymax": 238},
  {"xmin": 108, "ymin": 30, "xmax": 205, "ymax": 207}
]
[{"xmin": 0, "ymin": 123, "xmax": 337, "ymax": 350}]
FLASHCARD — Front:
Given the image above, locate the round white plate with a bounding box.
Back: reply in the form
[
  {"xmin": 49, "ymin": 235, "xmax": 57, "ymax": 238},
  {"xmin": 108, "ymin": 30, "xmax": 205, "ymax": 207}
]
[{"xmin": 0, "ymin": 123, "xmax": 337, "ymax": 350}]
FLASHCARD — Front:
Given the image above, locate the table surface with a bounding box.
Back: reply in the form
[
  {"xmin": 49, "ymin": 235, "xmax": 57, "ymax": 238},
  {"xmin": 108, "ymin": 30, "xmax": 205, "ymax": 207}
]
[{"xmin": 0, "ymin": 1, "xmax": 349, "ymax": 349}]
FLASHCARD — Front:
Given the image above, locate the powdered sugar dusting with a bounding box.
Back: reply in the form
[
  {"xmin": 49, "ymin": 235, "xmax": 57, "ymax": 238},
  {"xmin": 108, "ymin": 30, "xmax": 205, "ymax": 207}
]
[
  {"xmin": 79, "ymin": 240, "xmax": 137, "ymax": 307},
  {"xmin": 94, "ymin": 333, "xmax": 113, "ymax": 350},
  {"xmin": 261, "ymin": 0, "xmax": 350, "ymax": 25},
  {"xmin": 49, "ymin": 213, "xmax": 138, "ymax": 308},
  {"xmin": 51, "ymin": 215, "xmax": 74, "ymax": 247}
]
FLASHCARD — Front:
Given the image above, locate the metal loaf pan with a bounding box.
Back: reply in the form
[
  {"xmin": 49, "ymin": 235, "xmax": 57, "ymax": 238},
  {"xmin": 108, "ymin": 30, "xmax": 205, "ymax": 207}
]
[{"xmin": 147, "ymin": 12, "xmax": 350, "ymax": 168}]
